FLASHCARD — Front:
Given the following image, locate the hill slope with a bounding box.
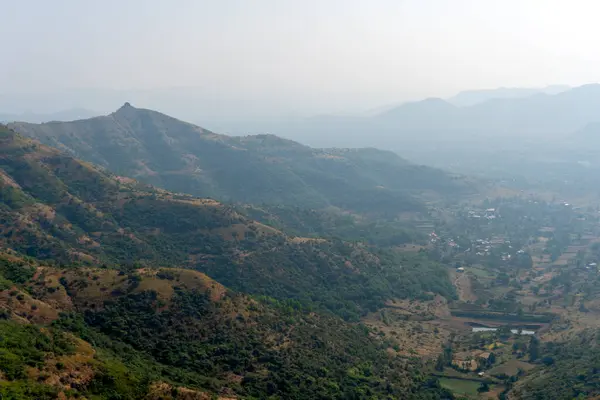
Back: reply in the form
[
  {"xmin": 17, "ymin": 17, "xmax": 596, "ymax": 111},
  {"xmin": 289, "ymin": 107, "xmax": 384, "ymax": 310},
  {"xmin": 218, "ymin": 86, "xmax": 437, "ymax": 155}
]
[
  {"xmin": 0, "ymin": 253, "xmax": 453, "ymax": 399},
  {"xmin": 0, "ymin": 128, "xmax": 456, "ymax": 398},
  {"xmin": 9, "ymin": 104, "xmax": 469, "ymax": 214},
  {"xmin": 0, "ymin": 125, "xmax": 455, "ymax": 320}
]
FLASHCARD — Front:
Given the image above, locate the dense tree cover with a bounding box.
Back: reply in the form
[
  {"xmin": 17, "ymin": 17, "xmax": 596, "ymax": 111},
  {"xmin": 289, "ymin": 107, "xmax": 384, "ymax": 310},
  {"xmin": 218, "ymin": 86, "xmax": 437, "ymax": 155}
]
[
  {"xmin": 0, "ymin": 255, "xmax": 455, "ymax": 399},
  {"xmin": 204, "ymin": 240, "xmax": 456, "ymax": 321},
  {"xmin": 0, "ymin": 126, "xmax": 460, "ymax": 398},
  {"xmin": 0, "ymin": 127, "xmax": 456, "ymax": 320},
  {"xmin": 241, "ymin": 204, "xmax": 426, "ymax": 246},
  {"xmin": 0, "ymin": 319, "xmax": 159, "ymax": 399},
  {"xmin": 511, "ymin": 330, "xmax": 600, "ymax": 399},
  {"xmin": 66, "ymin": 288, "xmax": 452, "ymax": 399}
]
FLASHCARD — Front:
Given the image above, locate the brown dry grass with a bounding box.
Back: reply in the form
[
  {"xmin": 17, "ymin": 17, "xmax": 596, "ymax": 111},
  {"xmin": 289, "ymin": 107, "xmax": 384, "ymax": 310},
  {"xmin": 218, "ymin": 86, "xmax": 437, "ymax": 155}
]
[
  {"xmin": 451, "ymin": 271, "xmax": 477, "ymax": 302},
  {"xmin": 363, "ymin": 297, "xmax": 453, "ymax": 358},
  {"xmin": 27, "ymin": 335, "xmax": 97, "ymax": 392},
  {"xmin": 0, "ymin": 287, "xmax": 60, "ymax": 324},
  {"xmin": 146, "ymin": 382, "xmax": 237, "ymax": 400}
]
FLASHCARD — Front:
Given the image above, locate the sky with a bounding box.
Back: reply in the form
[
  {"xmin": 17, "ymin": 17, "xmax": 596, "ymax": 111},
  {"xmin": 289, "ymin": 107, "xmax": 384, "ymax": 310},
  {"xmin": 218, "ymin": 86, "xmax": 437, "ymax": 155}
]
[{"xmin": 2, "ymin": 0, "xmax": 600, "ymax": 118}]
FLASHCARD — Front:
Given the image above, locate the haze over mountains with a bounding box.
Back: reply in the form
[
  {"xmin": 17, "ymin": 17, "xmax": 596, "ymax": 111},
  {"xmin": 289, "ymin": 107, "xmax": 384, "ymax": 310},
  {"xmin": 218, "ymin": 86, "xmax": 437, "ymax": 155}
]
[
  {"xmin": 445, "ymin": 85, "xmax": 570, "ymax": 107},
  {"xmin": 3, "ymin": 89, "xmax": 600, "ymax": 398},
  {"xmin": 0, "ymin": 84, "xmax": 573, "ymax": 127},
  {"xmin": 254, "ymin": 84, "xmax": 600, "ymax": 149},
  {"xmin": 0, "ymin": 108, "xmax": 98, "ymax": 124},
  {"xmin": 9, "ymin": 103, "xmax": 471, "ymax": 215},
  {"xmin": 7, "ymin": 83, "xmax": 600, "ymax": 185},
  {"xmin": 6, "ymin": 1, "xmax": 600, "ymax": 397}
]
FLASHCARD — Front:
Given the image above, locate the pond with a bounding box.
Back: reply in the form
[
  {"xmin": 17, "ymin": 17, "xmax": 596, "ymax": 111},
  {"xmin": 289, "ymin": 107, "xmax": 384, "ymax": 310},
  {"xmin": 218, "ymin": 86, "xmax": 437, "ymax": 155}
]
[{"xmin": 472, "ymin": 327, "xmax": 535, "ymax": 335}]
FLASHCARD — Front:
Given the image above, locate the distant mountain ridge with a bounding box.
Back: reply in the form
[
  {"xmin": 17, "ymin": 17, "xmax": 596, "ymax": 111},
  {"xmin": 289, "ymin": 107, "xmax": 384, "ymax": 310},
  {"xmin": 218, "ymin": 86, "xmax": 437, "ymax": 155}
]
[
  {"xmin": 247, "ymin": 84, "xmax": 600, "ymax": 150},
  {"xmin": 9, "ymin": 104, "xmax": 470, "ymax": 215},
  {"xmin": 446, "ymin": 85, "xmax": 570, "ymax": 107},
  {"xmin": 0, "ymin": 108, "xmax": 99, "ymax": 124}
]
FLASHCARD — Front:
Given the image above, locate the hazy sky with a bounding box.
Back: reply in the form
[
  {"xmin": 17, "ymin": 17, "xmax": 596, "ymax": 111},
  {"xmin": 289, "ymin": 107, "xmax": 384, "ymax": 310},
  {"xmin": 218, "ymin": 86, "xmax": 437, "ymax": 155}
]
[{"xmin": 3, "ymin": 0, "xmax": 600, "ymax": 116}]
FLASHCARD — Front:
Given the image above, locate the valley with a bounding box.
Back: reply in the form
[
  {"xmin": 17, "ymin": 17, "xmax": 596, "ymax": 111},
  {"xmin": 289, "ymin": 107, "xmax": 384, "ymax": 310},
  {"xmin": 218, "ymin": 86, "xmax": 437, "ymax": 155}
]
[
  {"xmin": 363, "ymin": 196, "xmax": 600, "ymax": 399},
  {"xmin": 6, "ymin": 3, "xmax": 600, "ymax": 399},
  {"xmin": 0, "ymin": 105, "xmax": 599, "ymax": 399}
]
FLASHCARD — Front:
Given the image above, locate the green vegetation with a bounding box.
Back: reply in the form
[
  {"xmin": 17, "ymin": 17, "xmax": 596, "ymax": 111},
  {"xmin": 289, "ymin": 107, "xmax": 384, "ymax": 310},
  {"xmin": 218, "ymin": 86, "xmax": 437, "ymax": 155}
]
[
  {"xmin": 241, "ymin": 204, "xmax": 426, "ymax": 246},
  {"xmin": 0, "ymin": 126, "xmax": 456, "ymax": 321},
  {"xmin": 9, "ymin": 105, "xmax": 470, "ymax": 215},
  {"xmin": 439, "ymin": 378, "xmax": 481, "ymax": 396},
  {"xmin": 512, "ymin": 330, "xmax": 600, "ymax": 399},
  {"xmin": 0, "ymin": 253, "xmax": 456, "ymax": 399}
]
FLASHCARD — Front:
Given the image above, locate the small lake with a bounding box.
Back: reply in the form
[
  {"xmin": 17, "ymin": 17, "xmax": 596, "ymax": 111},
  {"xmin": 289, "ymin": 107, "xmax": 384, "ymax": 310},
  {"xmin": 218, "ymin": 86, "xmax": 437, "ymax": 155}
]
[{"xmin": 472, "ymin": 327, "xmax": 535, "ymax": 335}]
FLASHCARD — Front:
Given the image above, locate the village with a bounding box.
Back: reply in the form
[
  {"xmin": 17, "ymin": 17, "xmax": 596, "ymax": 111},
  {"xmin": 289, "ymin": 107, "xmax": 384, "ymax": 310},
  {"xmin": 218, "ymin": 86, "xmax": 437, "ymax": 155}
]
[{"xmin": 366, "ymin": 196, "xmax": 600, "ymax": 398}]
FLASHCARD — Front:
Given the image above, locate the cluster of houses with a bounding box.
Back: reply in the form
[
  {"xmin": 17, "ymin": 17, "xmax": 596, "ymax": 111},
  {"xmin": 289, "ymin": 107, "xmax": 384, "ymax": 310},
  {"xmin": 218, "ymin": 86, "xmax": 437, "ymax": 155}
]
[
  {"xmin": 466, "ymin": 237, "xmax": 511, "ymax": 257},
  {"xmin": 452, "ymin": 350, "xmax": 495, "ymax": 373},
  {"xmin": 429, "ymin": 231, "xmax": 459, "ymax": 248},
  {"xmin": 467, "ymin": 208, "xmax": 498, "ymax": 220}
]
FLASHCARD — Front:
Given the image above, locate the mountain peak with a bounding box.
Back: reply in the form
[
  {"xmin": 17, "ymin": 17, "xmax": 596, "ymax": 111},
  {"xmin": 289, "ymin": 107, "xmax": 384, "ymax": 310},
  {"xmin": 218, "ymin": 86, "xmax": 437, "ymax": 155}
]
[
  {"xmin": 118, "ymin": 102, "xmax": 134, "ymax": 111},
  {"xmin": 113, "ymin": 102, "xmax": 137, "ymax": 114}
]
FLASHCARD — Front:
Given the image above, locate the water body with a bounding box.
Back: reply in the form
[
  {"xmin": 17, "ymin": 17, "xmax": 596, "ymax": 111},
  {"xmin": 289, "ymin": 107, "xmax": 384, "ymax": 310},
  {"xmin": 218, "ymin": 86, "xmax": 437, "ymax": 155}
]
[{"xmin": 472, "ymin": 327, "xmax": 535, "ymax": 335}]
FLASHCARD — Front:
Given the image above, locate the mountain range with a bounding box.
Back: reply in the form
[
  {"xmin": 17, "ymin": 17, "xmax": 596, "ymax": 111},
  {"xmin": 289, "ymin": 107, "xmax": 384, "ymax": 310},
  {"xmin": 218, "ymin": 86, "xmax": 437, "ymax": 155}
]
[
  {"xmin": 445, "ymin": 85, "xmax": 570, "ymax": 107},
  {"xmin": 0, "ymin": 124, "xmax": 457, "ymax": 398},
  {"xmin": 0, "ymin": 88, "xmax": 598, "ymax": 398},
  {"xmin": 0, "ymin": 108, "xmax": 98, "ymax": 124},
  {"xmin": 9, "ymin": 103, "xmax": 471, "ymax": 215},
  {"xmin": 0, "ymin": 124, "xmax": 456, "ymax": 317},
  {"xmin": 233, "ymin": 84, "xmax": 600, "ymax": 151}
]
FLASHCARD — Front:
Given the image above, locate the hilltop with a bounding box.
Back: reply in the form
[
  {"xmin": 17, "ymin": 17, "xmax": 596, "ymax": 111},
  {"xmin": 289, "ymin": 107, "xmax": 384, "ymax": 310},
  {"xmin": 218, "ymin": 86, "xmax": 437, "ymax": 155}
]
[{"xmin": 9, "ymin": 104, "xmax": 470, "ymax": 214}]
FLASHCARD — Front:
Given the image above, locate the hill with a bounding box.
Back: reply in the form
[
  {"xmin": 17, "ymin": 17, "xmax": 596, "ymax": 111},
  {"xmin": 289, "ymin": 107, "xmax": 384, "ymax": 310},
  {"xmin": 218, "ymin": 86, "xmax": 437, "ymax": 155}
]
[
  {"xmin": 8, "ymin": 104, "xmax": 469, "ymax": 214},
  {"xmin": 234, "ymin": 84, "xmax": 600, "ymax": 151},
  {"xmin": 0, "ymin": 125, "xmax": 455, "ymax": 320},
  {"xmin": 446, "ymin": 85, "xmax": 570, "ymax": 107},
  {"xmin": 0, "ymin": 127, "xmax": 459, "ymax": 398},
  {"xmin": 509, "ymin": 329, "xmax": 600, "ymax": 399},
  {"xmin": 0, "ymin": 252, "xmax": 453, "ymax": 399}
]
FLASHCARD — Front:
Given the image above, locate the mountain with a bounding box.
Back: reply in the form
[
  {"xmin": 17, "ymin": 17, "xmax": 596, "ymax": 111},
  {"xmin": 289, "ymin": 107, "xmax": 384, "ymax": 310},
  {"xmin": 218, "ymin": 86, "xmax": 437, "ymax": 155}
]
[
  {"xmin": 0, "ymin": 125, "xmax": 455, "ymax": 321},
  {"xmin": 362, "ymin": 85, "xmax": 571, "ymax": 117},
  {"xmin": 572, "ymin": 121, "xmax": 600, "ymax": 141},
  {"xmin": 0, "ymin": 126, "xmax": 457, "ymax": 398},
  {"xmin": 8, "ymin": 104, "xmax": 470, "ymax": 215},
  {"xmin": 220, "ymin": 84, "xmax": 600, "ymax": 183},
  {"xmin": 0, "ymin": 108, "xmax": 98, "ymax": 124},
  {"xmin": 447, "ymin": 85, "xmax": 570, "ymax": 107},
  {"xmin": 377, "ymin": 84, "xmax": 600, "ymax": 139}
]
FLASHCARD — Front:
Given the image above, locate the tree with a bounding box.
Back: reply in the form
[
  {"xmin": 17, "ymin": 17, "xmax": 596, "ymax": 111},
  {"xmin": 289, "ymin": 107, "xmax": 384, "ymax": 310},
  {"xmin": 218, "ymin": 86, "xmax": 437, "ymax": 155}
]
[
  {"xmin": 478, "ymin": 381, "xmax": 490, "ymax": 393},
  {"xmin": 435, "ymin": 355, "xmax": 445, "ymax": 372},
  {"xmin": 528, "ymin": 336, "xmax": 540, "ymax": 361}
]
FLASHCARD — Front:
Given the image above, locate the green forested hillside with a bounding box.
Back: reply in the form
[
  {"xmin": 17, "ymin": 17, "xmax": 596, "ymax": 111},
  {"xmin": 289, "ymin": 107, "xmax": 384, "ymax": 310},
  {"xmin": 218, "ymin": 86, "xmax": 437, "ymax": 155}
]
[
  {"xmin": 9, "ymin": 104, "xmax": 470, "ymax": 214},
  {"xmin": 0, "ymin": 126, "xmax": 454, "ymax": 321},
  {"xmin": 510, "ymin": 329, "xmax": 600, "ymax": 399},
  {"xmin": 0, "ymin": 125, "xmax": 459, "ymax": 398},
  {"xmin": 240, "ymin": 204, "xmax": 426, "ymax": 246},
  {"xmin": 0, "ymin": 254, "xmax": 453, "ymax": 399}
]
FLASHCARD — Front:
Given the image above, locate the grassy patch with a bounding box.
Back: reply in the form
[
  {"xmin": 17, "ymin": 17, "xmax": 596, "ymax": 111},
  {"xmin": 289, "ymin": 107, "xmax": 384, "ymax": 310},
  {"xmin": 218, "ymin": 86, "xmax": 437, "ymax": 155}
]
[
  {"xmin": 488, "ymin": 359, "xmax": 535, "ymax": 377},
  {"xmin": 439, "ymin": 377, "xmax": 481, "ymax": 396},
  {"xmin": 469, "ymin": 267, "xmax": 495, "ymax": 280}
]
